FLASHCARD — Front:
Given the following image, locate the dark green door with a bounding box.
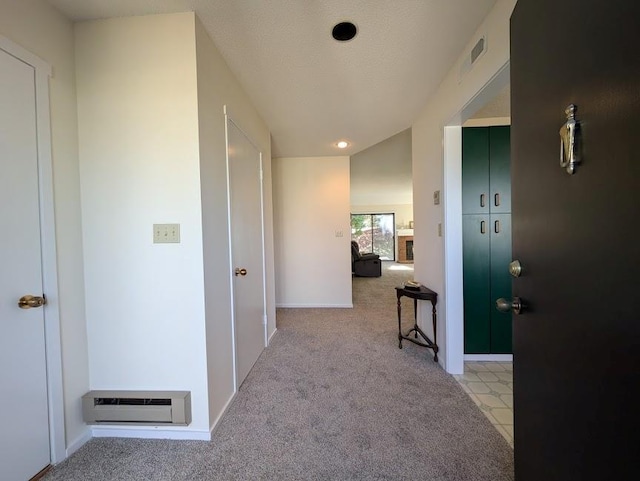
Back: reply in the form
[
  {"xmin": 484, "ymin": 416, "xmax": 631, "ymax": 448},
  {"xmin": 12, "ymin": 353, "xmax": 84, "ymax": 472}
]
[
  {"xmin": 489, "ymin": 213, "xmax": 512, "ymax": 353},
  {"xmin": 462, "ymin": 128, "xmax": 489, "ymax": 215},
  {"xmin": 463, "ymin": 126, "xmax": 512, "ymax": 353},
  {"xmin": 462, "ymin": 215, "xmax": 490, "ymax": 353},
  {"xmin": 489, "ymin": 126, "xmax": 511, "ymax": 214}
]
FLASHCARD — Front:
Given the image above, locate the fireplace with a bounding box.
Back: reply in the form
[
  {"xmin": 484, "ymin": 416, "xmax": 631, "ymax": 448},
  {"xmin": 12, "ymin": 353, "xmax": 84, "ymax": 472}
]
[
  {"xmin": 398, "ymin": 235, "xmax": 414, "ymax": 263},
  {"xmin": 406, "ymin": 240, "xmax": 414, "ymax": 261}
]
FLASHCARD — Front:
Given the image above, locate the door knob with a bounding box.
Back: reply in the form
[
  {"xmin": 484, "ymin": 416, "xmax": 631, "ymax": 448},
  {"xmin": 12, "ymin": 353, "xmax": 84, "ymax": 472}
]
[
  {"xmin": 18, "ymin": 295, "xmax": 46, "ymax": 309},
  {"xmin": 496, "ymin": 297, "xmax": 524, "ymax": 315},
  {"xmin": 234, "ymin": 268, "xmax": 247, "ymax": 277},
  {"xmin": 509, "ymin": 260, "xmax": 522, "ymax": 278}
]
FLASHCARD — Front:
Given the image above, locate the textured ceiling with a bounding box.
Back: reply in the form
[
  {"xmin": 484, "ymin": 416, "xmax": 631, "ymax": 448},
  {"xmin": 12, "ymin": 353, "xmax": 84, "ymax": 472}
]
[{"xmin": 47, "ymin": 0, "xmax": 498, "ymax": 157}]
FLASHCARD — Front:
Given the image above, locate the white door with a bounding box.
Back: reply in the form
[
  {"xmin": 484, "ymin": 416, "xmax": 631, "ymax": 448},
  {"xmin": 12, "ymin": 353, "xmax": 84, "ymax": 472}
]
[
  {"xmin": 0, "ymin": 48, "xmax": 51, "ymax": 480},
  {"xmin": 227, "ymin": 118, "xmax": 266, "ymax": 386}
]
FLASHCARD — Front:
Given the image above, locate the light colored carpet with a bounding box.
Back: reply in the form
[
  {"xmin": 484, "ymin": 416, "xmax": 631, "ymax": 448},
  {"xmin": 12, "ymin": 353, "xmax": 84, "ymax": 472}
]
[{"xmin": 44, "ymin": 263, "xmax": 513, "ymax": 480}]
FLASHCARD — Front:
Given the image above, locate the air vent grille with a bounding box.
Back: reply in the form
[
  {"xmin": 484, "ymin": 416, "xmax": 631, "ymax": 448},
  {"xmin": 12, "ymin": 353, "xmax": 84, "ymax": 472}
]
[
  {"xmin": 459, "ymin": 35, "xmax": 487, "ymax": 81},
  {"xmin": 471, "ymin": 37, "xmax": 485, "ymax": 64},
  {"xmin": 94, "ymin": 397, "xmax": 171, "ymax": 406},
  {"xmin": 82, "ymin": 390, "xmax": 191, "ymax": 425}
]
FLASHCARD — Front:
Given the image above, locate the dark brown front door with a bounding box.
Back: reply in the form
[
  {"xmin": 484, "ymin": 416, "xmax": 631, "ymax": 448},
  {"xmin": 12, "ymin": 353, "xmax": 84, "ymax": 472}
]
[{"xmin": 510, "ymin": 1, "xmax": 640, "ymax": 479}]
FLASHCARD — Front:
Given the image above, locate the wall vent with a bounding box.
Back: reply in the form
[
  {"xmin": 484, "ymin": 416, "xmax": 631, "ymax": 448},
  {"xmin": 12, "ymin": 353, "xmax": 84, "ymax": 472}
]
[
  {"xmin": 470, "ymin": 37, "xmax": 485, "ymax": 64},
  {"xmin": 459, "ymin": 35, "xmax": 487, "ymax": 81},
  {"xmin": 82, "ymin": 390, "xmax": 191, "ymax": 425}
]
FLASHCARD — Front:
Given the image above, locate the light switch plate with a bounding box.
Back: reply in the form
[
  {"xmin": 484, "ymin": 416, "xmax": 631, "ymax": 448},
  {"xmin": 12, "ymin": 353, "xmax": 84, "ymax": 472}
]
[
  {"xmin": 433, "ymin": 190, "xmax": 441, "ymax": 205},
  {"xmin": 153, "ymin": 224, "xmax": 180, "ymax": 243}
]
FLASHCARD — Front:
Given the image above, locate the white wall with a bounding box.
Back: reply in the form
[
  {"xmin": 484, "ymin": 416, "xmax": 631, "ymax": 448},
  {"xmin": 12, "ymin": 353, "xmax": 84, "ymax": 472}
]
[
  {"xmin": 411, "ymin": 0, "xmax": 516, "ymax": 373},
  {"xmin": 194, "ymin": 17, "xmax": 274, "ymax": 430},
  {"xmin": 350, "ymin": 128, "xmax": 413, "ymax": 206},
  {"xmin": 75, "ymin": 13, "xmax": 209, "ymax": 435},
  {"xmin": 0, "ymin": 0, "xmax": 90, "ymax": 453},
  {"xmin": 273, "ymin": 156, "xmax": 352, "ymax": 308}
]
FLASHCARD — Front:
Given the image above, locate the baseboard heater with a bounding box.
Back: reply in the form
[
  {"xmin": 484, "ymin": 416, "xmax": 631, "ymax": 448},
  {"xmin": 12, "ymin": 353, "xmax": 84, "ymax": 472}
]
[{"xmin": 82, "ymin": 390, "xmax": 191, "ymax": 426}]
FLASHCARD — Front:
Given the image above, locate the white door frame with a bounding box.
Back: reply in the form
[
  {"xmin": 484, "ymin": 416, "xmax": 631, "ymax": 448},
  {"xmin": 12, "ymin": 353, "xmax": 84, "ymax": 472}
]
[
  {"xmin": 443, "ymin": 61, "xmax": 510, "ymax": 374},
  {"xmin": 223, "ymin": 106, "xmax": 268, "ymax": 391},
  {"xmin": 0, "ymin": 35, "xmax": 66, "ymax": 463}
]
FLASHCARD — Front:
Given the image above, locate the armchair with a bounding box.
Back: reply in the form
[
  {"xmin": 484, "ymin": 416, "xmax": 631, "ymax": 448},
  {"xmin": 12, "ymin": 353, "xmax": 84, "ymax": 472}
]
[{"xmin": 351, "ymin": 241, "xmax": 382, "ymax": 277}]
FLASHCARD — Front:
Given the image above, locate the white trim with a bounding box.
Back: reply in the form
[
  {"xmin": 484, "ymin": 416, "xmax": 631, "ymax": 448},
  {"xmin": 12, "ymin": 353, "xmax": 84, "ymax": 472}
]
[
  {"xmin": 443, "ymin": 126, "xmax": 464, "ymax": 375},
  {"xmin": 267, "ymin": 327, "xmax": 278, "ymax": 345},
  {"xmin": 209, "ymin": 390, "xmax": 237, "ymax": 437},
  {"xmin": 91, "ymin": 427, "xmax": 211, "ymax": 441},
  {"xmin": 259, "ymin": 153, "xmax": 268, "ymax": 348},
  {"xmin": 0, "ymin": 35, "xmax": 66, "ymax": 464},
  {"xmin": 0, "ymin": 37, "xmax": 51, "ymax": 75},
  {"xmin": 66, "ymin": 429, "xmax": 92, "ymax": 458},
  {"xmin": 223, "ymin": 105, "xmax": 238, "ymax": 394},
  {"xmin": 275, "ymin": 303, "xmax": 353, "ymax": 309},
  {"xmin": 464, "ymin": 354, "xmax": 513, "ymax": 362},
  {"xmin": 443, "ymin": 61, "xmax": 510, "ymax": 376}
]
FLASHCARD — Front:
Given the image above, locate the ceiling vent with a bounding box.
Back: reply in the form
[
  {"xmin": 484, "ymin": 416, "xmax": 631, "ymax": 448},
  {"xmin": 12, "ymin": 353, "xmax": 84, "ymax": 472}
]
[{"xmin": 459, "ymin": 35, "xmax": 487, "ymax": 81}]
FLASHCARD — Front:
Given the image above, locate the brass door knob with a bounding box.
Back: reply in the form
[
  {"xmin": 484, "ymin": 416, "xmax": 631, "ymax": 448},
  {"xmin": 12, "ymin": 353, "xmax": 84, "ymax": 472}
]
[
  {"xmin": 18, "ymin": 295, "xmax": 46, "ymax": 309},
  {"xmin": 509, "ymin": 260, "xmax": 523, "ymax": 278},
  {"xmin": 234, "ymin": 268, "xmax": 247, "ymax": 277}
]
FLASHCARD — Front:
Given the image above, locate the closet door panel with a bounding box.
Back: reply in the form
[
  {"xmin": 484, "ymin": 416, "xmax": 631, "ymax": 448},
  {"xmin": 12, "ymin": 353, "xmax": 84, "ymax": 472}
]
[
  {"xmin": 463, "ymin": 214, "xmax": 491, "ymax": 353},
  {"xmin": 462, "ymin": 128, "xmax": 490, "ymax": 214},
  {"xmin": 489, "ymin": 126, "xmax": 511, "ymax": 214}
]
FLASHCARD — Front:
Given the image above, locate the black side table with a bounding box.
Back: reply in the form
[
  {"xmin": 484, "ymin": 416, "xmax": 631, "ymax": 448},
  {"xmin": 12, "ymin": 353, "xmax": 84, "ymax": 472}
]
[{"xmin": 395, "ymin": 285, "xmax": 439, "ymax": 362}]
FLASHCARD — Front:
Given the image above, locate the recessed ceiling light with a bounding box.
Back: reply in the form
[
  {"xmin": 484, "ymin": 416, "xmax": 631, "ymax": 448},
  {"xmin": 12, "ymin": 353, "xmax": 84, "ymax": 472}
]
[
  {"xmin": 332, "ymin": 22, "xmax": 357, "ymax": 42},
  {"xmin": 336, "ymin": 141, "xmax": 349, "ymax": 149}
]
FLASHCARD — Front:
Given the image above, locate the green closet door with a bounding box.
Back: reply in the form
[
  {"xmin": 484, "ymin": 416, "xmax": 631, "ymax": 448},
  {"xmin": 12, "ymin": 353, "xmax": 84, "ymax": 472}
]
[
  {"xmin": 490, "ymin": 213, "xmax": 513, "ymax": 353},
  {"xmin": 462, "ymin": 128, "xmax": 489, "ymax": 215},
  {"xmin": 463, "ymin": 214, "xmax": 491, "ymax": 353},
  {"xmin": 489, "ymin": 126, "xmax": 511, "ymax": 214}
]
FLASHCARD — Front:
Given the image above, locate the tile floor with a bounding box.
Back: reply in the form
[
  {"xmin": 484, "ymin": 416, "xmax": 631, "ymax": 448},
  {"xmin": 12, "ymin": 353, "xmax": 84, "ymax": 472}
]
[{"xmin": 454, "ymin": 361, "xmax": 514, "ymax": 448}]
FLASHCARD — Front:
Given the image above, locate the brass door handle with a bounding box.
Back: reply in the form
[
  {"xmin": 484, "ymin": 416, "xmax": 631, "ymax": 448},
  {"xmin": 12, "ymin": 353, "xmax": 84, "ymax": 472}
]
[
  {"xmin": 18, "ymin": 295, "xmax": 46, "ymax": 309},
  {"xmin": 235, "ymin": 268, "xmax": 247, "ymax": 277}
]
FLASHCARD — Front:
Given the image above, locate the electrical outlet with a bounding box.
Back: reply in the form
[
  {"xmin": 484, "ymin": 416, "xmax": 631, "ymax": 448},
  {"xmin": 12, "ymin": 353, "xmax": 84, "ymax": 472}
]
[
  {"xmin": 153, "ymin": 224, "xmax": 180, "ymax": 243},
  {"xmin": 335, "ymin": 230, "xmax": 343, "ymax": 237},
  {"xmin": 438, "ymin": 223, "xmax": 442, "ymax": 237}
]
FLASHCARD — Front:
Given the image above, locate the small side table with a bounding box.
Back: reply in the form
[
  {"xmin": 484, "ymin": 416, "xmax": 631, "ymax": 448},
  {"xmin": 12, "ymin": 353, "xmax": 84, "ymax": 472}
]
[{"xmin": 395, "ymin": 285, "xmax": 439, "ymax": 362}]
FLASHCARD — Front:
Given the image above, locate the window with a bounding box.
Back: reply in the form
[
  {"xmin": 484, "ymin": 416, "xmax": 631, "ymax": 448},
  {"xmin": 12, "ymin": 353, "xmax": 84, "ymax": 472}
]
[{"xmin": 351, "ymin": 213, "xmax": 395, "ymax": 260}]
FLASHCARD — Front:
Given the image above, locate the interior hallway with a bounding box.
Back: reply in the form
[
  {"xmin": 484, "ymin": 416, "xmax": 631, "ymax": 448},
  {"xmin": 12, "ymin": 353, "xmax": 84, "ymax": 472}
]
[{"xmin": 43, "ymin": 262, "xmax": 513, "ymax": 480}]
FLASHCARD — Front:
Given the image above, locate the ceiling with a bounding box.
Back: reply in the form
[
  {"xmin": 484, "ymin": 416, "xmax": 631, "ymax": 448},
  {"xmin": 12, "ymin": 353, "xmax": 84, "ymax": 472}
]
[{"xmin": 47, "ymin": 0, "xmax": 498, "ymax": 158}]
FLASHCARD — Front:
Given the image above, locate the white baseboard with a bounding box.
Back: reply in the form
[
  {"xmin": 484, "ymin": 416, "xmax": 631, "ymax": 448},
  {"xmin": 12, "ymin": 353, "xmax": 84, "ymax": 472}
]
[
  {"xmin": 276, "ymin": 303, "xmax": 353, "ymax": 308},
  {"xmin": 66, "ymin": 428, "xmax": 92, "ymax": 458},
  {"xmin": 464, "ymin": 354, "xmax": 513, "ymax": 362},
  {"xmin": 209, "ymin": 391, "xmax": 237, "ymax": 438},
  {"xmin": 91, "ymin": 426, "xmax": 211, "ymax": 441},
  {"xmin": 267, "ymin": 328, "xmax": 278, "ymax": 344}
]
